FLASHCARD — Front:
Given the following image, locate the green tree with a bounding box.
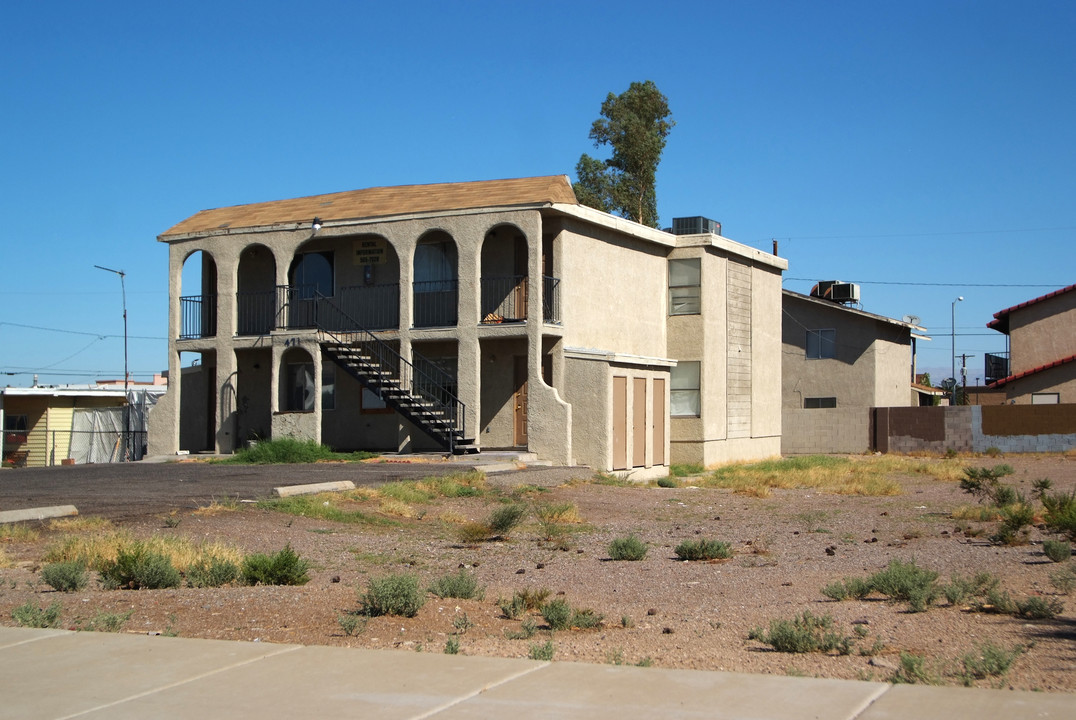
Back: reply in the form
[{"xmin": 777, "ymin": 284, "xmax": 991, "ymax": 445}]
[{"xmin": 573, "ymin": 80, "xmax": 674, "ymax": 227}]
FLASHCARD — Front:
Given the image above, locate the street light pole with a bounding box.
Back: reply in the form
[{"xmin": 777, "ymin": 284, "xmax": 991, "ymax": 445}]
[
  {"xmin": 951, "ymin": 295, "xmax": 964, "ymax": 405},
  {"xmin": 95, "ymin": 265, "xmax": 129, "ymax": 459}
]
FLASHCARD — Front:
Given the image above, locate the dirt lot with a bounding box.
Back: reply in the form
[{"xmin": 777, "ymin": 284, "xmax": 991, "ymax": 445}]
[{"xmin": 1, "ymin": 455, "xmax": 1075, "ymax": 692}]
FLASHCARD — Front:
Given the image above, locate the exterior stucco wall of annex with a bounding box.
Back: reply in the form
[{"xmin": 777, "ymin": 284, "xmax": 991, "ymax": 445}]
[
  {"xmin": 1007, "ymin": 292, "xmax": 1076, "ymax": 374},
  {"xmin": 750, "ymin": 265, "xmax": 783, "ymax": 439},
  {"xmin": 782, "ymin": 407, "xmax": 869, "ymax": 454},
  {"xmin": 1004, "ymin": 363, "xmax": 1076, "ymax": 404},
  {"xmin": 556, "ymin": 217, "xmax": 668, "ymax": 359},
  {"xmin": 563, "ymin": 355, "xmax": 609, "ymax": 469},
  {"xmin": 782, "ymin": 295, "xmax": 911, "ymax": 409}
]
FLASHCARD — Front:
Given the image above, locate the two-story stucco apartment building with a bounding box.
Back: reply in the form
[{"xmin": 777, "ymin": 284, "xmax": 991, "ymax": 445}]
[{"xmin": 148, "ymin": 176, "xmax": 786, "ymax": 475}]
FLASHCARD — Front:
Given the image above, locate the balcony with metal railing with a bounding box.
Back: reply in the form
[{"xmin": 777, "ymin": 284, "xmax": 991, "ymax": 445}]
[
  {"xmin": 413, "ymin": 280, "xmax": 459, "ymax": 328},
  {"xmin": 179, "ymin": 295, "xmax": 217, "ymax": 339}
]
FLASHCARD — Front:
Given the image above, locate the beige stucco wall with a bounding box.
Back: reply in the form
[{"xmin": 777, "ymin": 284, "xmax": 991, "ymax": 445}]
[
  {"xmin": 1008, "ymin": 292, "xmax": 1076, "ymax": 374},
  {"xmin": 1005, "ymin": 363, "xmax": 1076, "ymax": 404},
  {"xmin": 782, "ymin": 294, "xmax": 913, "ymax": 409}
]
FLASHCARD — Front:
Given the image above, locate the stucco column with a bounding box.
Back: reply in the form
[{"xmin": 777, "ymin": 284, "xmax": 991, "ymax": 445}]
[{"xmin": 456, "ymin": 230, "xmax": 481, "ymax": 444}]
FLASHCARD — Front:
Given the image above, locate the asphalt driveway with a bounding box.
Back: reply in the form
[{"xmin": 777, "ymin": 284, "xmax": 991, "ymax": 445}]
[{"xmin": 0, "ymin": 460, "xmax": 477, "ymax": 522}]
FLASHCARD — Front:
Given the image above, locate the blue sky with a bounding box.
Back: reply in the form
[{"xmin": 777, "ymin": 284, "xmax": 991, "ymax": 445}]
[{"xmin": 2, "ymin": 1, "xmax": 1073, "ymax": 387}]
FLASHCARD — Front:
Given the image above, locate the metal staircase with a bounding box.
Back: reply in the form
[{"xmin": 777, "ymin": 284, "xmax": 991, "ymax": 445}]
[{"xmin": 310, "ymin": 293, "xmax": 478, "ymax": 455}]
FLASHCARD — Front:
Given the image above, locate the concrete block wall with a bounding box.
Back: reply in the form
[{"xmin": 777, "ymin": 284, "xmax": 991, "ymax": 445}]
[{"xmin": 782, "ymin": 408, "xmax": 869, "ymax": 454}]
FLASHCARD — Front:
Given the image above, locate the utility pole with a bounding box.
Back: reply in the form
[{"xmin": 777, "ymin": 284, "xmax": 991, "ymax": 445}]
[
  {"xmin": 94, "ymin": 265, "xmax": 129, "ymax": 460},
  {"xmin": 960, "ymin": 353, "xmax": 974, "ymax": 406}
]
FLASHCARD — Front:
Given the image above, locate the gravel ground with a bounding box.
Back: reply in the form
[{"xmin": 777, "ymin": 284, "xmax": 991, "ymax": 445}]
[{"xmin": 1, "ymin": 455, "xmax": 1075, "ymax": 692}]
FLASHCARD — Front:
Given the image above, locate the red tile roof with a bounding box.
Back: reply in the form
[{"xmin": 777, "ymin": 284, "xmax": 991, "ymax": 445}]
[
  {"xmin": 987, "ymin": 283, "xmax": 1076, "ymax": 334},
  {"xmin": 160, "ymin": 176, "xmax": 578, "ymax": 238},
  {"xmin": 987, "ymin": 352, "xmax": 1076, "ymax": 388}
]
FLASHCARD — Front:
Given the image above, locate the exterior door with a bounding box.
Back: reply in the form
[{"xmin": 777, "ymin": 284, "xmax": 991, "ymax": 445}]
[
  {"xmin": 633, "ymin": 378, "xmax": 646, "ymax": 467},
  {"xmin": 653, "ymin": 378, "xmax": 666, "ymax": 466},
  {"xmin": 613, "ymin": 376, "xmax": 628, "ymax": 470},
  {"xmin": 513, "ymin": 356, "xmax": 528, "ymax": 447}
]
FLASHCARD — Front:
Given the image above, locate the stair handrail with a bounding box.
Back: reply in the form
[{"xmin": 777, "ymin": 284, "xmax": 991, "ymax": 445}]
[{"xmin": 309, "ymin": 291, "xmax": 466, "ymax": 448}]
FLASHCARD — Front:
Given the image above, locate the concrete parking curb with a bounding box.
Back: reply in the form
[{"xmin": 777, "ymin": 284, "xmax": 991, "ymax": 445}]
[
  {"xmin": 273, "ymin": 481, "xmax": 355, "ymax": 497},
  {"xmin": 0, "ymin": 505, "xmax": 78, "ymax": 524}
]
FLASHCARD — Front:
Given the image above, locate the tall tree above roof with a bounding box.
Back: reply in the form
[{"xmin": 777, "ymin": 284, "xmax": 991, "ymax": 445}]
[{"xmin": 572, "ymin": 80, "xmax": 675, "ymax": 228}]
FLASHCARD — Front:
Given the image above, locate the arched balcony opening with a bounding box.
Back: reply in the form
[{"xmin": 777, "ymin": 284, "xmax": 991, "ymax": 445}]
[
  {"xmin": 413, "ymin": 231, "xmax": 458, "ymax": 328},
  {"xmin": 179, "ymin": 250, "xmax": 217, "ymax": 339},
  {"xmin": 237, "ymin": 244, "xmax": 276, "ymax": 336},
  {"xmin": 480, "ymin": 225, "xmax": 528, "ymax": 324}
]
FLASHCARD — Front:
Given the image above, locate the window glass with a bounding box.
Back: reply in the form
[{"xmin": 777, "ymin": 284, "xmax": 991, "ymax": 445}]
[
  {"xmin": 806, "ymin": 329, "xmax": 836, "ymax": 359},
  {"xmin": 804, "ymin": 397, "xmax": 837, "ymax": 409},
  {"xmin": 671, "ymin": 361, "xmax": 701, "ymax": 416},
  {"xmin": 3, "ymin": 414, "xmax": 28, "ymax": 432},
  {"xmin": 289, "ymin": 252, "xmax": 334, "ymax": 298},
  {"xmin": 1031, "ymin": 393, "xmax": 1060, "ymax": 405},
  {"xmin": 286, "ymin": 363, "xmax": 315, "ymax": 411},
  {"xmin": 669, "ymin": 258, "xmax": 701, "ymax": 315}
]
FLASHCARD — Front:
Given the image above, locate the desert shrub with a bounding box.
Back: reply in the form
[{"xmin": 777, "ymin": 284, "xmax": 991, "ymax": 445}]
[
  {"xmin": 608, "ymin": 535, "xmax": 648, "ymax": 561},
  {"xmin": 1042, "ymin": 490, "xmax": 1076, "ymax": 540},
  {"xmin": 656, "ymin": 477, "xmax": 678, "ymax": 488},
  {"xmin": 456, "ymin": 521, "xmax": 493, "ymax": 544},
  {"xmin": 960, "ymin": 643, "xmax": 1023, "ymax": 684},
  {"xmin": 241, "ymin": 545, "xmax": 309, "ymax": 586},
  {"xmin": 942, "ymin": 572, "xmax": 999, "ymax": 605},
  {"xmin": 1032, "ymin": 478, "xmax": 1053, "ymax": 500},
  {"xmin": 569, "ymin": 607, "xmax": 604, "ymax": 629},
  {"xmin": 12, "ymin": 601, "xmax": 62, "ymax": 628},
  {"xmin": 498, "ymin": 594, "xmax": 526, "ymax": 620},
  {"xmin": 186, "ymin": 556, "xmax": 240, "ymax": 588},
  {"xmin": 338, "ymin": 612, "xmax": 367, "ymax": 636},
  {"xmin": 231, "ymin": 438, "xmax": 339, "ymax": 464},
  {"xmin": 821, "ymin": 576, "xmax": 873, "ymax": 601},
  {"xmin": 534, "ymin": 502, "xmax": 582, "ymax": 524},
  {"xmin": 500, "ymin": 587, "xmax": 550, "ymax": 619},
  {"xmin": 868, "ymin": 559, "xmax": 939, "ymax": 612},
  {"xmin": 528, "ymin": 640, "xmax": 555, "ymax": 661},
  {"xmin": 960, "ymin": 464, "xmax": 1015, "ymax": 502},
  {"xmin": 100, "ymin": 545, "xmax": 181, "ymax": 590},
  {"xmin": 444, "ymin": 637, "xmax": 460, "ymax": 654},
  {"xmin": 891, "ymin": 652, "xmax": 938, "ymax": 685},
  {"xmin": 488, "ymin": 504, "xmax": 527, "ymax": 537},
  {"xmin": 504, "ymin": 617, "xmax": 538, "ymax": 640},
  {"xmin": 428, "ymin": 569, "xmax": 483, "ymax": 600},
  {"xmin": 971, "ymin": 588, "xmax": 1017, "ymax": 615},
  {"xmin": 358, "ymin": 573, "xmax": 426, "ymax": 617},
  {"xmin": 748, "ymin": 611, "xmax": 851, "ymax": 654},
  {"xmin": 81, "ymin": 610, "xmax": 132, "ymax": 632},
  {"xmin": 1016, "ymin": 596, "xmax": 1064, "ymax": 620},
  {"xmin": 674, "ymin": 538, "xmax": 732, "ymax": 561},
  {"xmin": 40, "ymin": 560, "xmax": 88, "ymax": 592},
  {"xmin": 1050, "ymin": 564, "xmax": 1076, "ymax": 594},
  {"xmin": 541, "ymin": 598, "xmax": 574, "ymax": 630},
  {"xmin": 991, "ymin": 500, "xmax": 1035, "ymax": 545},
  {"xmin": 1043, "ymin": 539, "xmax": 1072, "ymax": 563}
]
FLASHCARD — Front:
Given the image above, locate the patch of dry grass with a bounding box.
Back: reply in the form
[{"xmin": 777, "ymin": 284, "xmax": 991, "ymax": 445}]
[
  {"xmin": 193, "ymin": 497, "xmax": 241, "ymax": 516},
  {"xmin": 535, "ymin": 501, "xmax": 584, "ymax": 524},
  {"xmin": 700, "ymin": 455, "xmax": 928, "ymax": 496},
  {"xmin": 437, "ymin": 510, "xmax": 468, "ymax": 524},
  {"xmin": 0, "ymin": 524, "xmax": 40, "ymax": 543},
  {"xmin": 44, "ymin": 530, "xmax": 243, "ymax": 573},
  {"xmin": 48, "ymin": 516, "xmax": 113, "ymax": 533},
  {"xmin": 0, "ymin": 547, "xmax": 11, "ymax": 568},
  {"xmin": 378, "ymin": 499, "xmax": 416, "ymax": 518},
  {"xmin": 952, "ymin": 505, "xmax": 1004, "ymax": 522}
]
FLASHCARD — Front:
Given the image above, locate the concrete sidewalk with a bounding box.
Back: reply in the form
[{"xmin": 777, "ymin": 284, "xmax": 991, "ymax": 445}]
[{"xmin": 0, "ymin": 627, "xmax": 1070, "ymax": 720}]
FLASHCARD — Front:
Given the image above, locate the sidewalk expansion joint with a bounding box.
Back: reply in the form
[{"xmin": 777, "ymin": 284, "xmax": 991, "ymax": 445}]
[
  {"xmin": 408, "ymin": 661, "xmax": 551, "ymax": 720},
  {"xmin": 53, "ymin": 643, "xmax": 304, "ymax": 720},
  {"xmin": 846, "ymin": 683, "xmax": 893, "ymax": 720}
]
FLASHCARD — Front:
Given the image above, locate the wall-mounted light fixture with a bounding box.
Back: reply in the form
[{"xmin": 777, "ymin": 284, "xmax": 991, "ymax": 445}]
[{"xmin": 312, "ymin": 217, "xmax": 322, "ymax": 232}]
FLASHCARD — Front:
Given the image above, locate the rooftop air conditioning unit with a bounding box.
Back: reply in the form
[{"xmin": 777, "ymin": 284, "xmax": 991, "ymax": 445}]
[
  {"xmin": 829, "ymin": 282, "xmax": 860, "ymax": 303},
  {"xmin": 671, "ymin": 216, "xmax": 721, "ymax": 236}
]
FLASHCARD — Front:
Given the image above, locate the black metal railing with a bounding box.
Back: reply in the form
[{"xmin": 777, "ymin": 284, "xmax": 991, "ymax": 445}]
[
  {"xmin": 543, "ymin": 276, "xmax": 561, "ymax": 323},
  {"xmin": 314, "ymin": 292, "xmax": 466, "ymax": 451},
  {"xmin": 338, "ymin": 284, "xmax": 400, "ymax": 331},
  {"xmin": 237, "ymin": 290, "xmax": 276, "ymax": 336},
  {"xmin": 480, "ymin": 276, "xmax": 526, "ymax": 323},
  {"xmin": 276, "ymin": 284, "xmax": 320, "ymax": 329},
  {"xmin": 413, "ymin": 280, "xmax": 458, "ymax": 328},
  {"xmin": 180, "ymin": 295, "xmax": 217, "ymax": 339}
]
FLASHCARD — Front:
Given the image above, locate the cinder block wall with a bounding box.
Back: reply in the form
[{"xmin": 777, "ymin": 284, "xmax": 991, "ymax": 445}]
[
  {"xmin": 877, "ymin": 404, "xmax": 1076, "ymax": 454},
  {"xmin": 781, "ymin": 408, "xmax": 869, "ymax": 454}
]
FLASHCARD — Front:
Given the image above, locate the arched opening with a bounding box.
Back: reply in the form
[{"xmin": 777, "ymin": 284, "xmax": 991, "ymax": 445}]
[
  {"xmin": 178, "ymin": 349, "xmax": 215, "ymax": 452},
  {"xmin": 338, "ymin": 234, "xmax": 400, "ymax": 330},
  {"xmin": 237, "ymin": 244, "xmax": 276, "ymax": 336},
  {"xmin": 480, "ymin": 224, "xmax": 528, "ymax": 323},
  {"xmin": 280, "ymin": 347, "xmax": 316, "ymax": 413},
  {"xmin": 180, "ymin": 250, "xmax": 217, "ymax": 339},
  {"xmin": 413, "ymin": 231, "xmax": 458, "ymax": 328}
]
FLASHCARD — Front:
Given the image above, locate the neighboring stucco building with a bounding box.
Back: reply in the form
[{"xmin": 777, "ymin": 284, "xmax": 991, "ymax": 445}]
[
  {"xmin": 781, "ymin": 289, "xmax": 926, "ymax": 453},
  {"xmin": 987, "ymin": 283, "xmax": 1076, "ymax": 404},
  {"xmin": 149, "ymin": 176, "xmax": 786, "ymax": 475}
]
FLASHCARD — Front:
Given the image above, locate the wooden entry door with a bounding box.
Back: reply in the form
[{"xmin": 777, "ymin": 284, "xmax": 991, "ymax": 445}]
[{"xmin": 513, "ymin": 356, "xmax": 528, "ymax": 447}]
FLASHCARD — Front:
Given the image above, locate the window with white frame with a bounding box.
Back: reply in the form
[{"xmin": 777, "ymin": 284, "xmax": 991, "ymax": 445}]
[
  {"xmin": 671, "ymin": 361, "xmax": 701, "ymax": 416},
  {"xmin": 668, "ymin": 258, "xmax": 701, "ymax": 315},
  {"xmin": 806, "ymin": 329, "xmax": 836, "ymax": 359},
  {"xmin": 1032, "ymin": 393, "xmax": 1060, "ymax": 405}
]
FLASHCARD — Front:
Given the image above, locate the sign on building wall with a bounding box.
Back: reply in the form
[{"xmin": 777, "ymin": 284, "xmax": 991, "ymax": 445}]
[{"xmin": 353, "ymin": 238, "xmax": 387, "ymax": 265}]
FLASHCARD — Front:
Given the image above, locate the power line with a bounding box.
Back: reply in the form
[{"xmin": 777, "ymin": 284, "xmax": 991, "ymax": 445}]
[
  {"xmin": 785, "ymin": 278, "xmax": 1064, "ymax": 288},
  {"xmin": 769, "ymin": 225, "xmax": 1076, "ymax": 241},
  {"xmin": 0, "ymin": 321, "xmax": 166, "ymax": 341}
]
